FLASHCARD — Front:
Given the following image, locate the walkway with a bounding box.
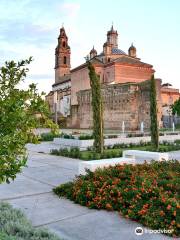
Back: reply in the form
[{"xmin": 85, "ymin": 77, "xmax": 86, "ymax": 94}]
[{"xmin": 0, "ymin": 142, "xmax": 176, "ymax": 240}]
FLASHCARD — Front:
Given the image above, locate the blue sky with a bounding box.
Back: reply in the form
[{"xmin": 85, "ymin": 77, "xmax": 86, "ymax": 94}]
[{"xmin": 0, "ymin": 0, "xmax": 180, "ymax": 93}]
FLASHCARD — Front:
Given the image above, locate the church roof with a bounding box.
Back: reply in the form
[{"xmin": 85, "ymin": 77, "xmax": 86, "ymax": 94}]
[
  {"xmin": 71, "ymin": 57, "xmax": 103, "ymax": 72},
  {"xmin": 99, "ymin": 48, "xmax": 127, "ymax": 56},
  {"xmin": 52, "ymin": 74, "xmax": 71, "ymax": 86},
  {"xmin": 111, "ymin": 48, "xmax": 126, "ymax": 55},
  {"xmin": 112, "ymin": 56, "xmax": 153, "ymax": 67}
]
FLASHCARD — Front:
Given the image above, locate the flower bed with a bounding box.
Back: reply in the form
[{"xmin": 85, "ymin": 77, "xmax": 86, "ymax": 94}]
[
  {"xmin": 54, "ymin": 160, "xmax": 180, "ymax": 237},
  {"xmin": 0, "ymin": 202, "xmax": 61, "ymax": 240}
]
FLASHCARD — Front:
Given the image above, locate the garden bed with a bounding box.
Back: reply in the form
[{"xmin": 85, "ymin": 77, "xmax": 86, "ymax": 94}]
[
  {"xmin": 51, "ymin": 142, "xmax": 180, "ymax": 160},
  {"xmin": 54, "ymin": 160, "xmax": 180, "ymax": 237},
  {"xmin": 53, "ymin": 134, "xmax": 180, "ymax": 150}
]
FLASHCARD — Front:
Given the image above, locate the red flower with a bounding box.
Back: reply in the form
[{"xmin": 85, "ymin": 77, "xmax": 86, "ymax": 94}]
[{"xmin": 167, "ymin": 204, "xmax": 171, "ymax": 210}]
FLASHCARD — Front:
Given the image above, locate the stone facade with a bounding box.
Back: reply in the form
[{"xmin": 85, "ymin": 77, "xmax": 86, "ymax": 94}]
[{"xmin": 75, "ymin": 80, "xmax": 162, "ymax": 130}]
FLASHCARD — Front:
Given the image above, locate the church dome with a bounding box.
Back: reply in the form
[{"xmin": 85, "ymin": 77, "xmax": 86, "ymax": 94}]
[
  {"xmin": 90, "ymin": 46, "xmax": 97, "ymax": 54},
  {"xmin": 128, "ymin": 43, "xmax": 136, "ymax": 51},
  {"xmin": 90, "ymin": 46, "xmax": 97, "ymax": 59},
  {"xmin": 112, "ymin": 48, "xmax": 126, "ymax": 55},
  {"xmin": 128, "ymin": 43, "xmax": 137, "ymax": 57}
]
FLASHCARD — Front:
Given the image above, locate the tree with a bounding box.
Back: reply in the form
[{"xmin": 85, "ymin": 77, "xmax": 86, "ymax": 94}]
[
  {"xmin": 172, "ymin": 98, "xmax": 180, "ymax": 116},
  {"xmin": 0, "ymin": 58, "xmax": 58, "ymax": 183},
  {"xmin": 150, "ymin": 74, "xmax": 159, "ymax": 150},
  {"xmin": 88, "ymin": 62, "xmax": 104, "ymax": 153}
]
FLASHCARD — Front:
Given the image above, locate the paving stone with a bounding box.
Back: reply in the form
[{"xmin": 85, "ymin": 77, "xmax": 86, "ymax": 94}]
[
  {"xmin": 9, "ymin": 193, "xmax": 93, "ymax": 227},
  {"xmin": 0, "ymin": 175, "xmax": 52, "ymax": 200},
  {"xmin": 47, "ymin": 210, "xmax": 172, "ymax": 240}
]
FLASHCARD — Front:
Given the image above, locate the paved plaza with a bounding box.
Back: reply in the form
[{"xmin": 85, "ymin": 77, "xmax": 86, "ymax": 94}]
[{"xmin": 0, "ymin": 142, "xmax": 176, "ymax": 240}]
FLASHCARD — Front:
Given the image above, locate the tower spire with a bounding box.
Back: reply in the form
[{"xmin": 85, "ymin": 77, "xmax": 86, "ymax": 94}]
[
  {"xmin": 55, "ymin": 26, "xmax": 71, "ymax": 82},
  {"xmin": 111, "ymin": 22, "xmax": 114, "ymax": 31},
  {"xmin": 106, "ymin": 24, "xmax": 118, "ymax": 48}
]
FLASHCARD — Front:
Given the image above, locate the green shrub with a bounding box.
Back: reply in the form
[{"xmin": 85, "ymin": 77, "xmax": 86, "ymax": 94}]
[
  {"xmin": 0, "ymin": 202, "xmax": 61, "ymax": 240},
  {"xmin": 127, "ymin": 133, "xmax": 145, "ymax": 138},
  {"xmin": 51, "ymin": 147, "xmax": 80, "ymax": 159},
  {"xmin": 79, "ymin": 135, "xmax": 94, "ymax": 140},
  {"xmin": 0, "ymin": 232, "xmax": 17, "ymax": 240},
  {"xmin": 166, "ymin": 132, "xmax": 178, "ymax": 135},
  {"xmin": 62, "ymin": 134, "xmax": 75, "ymax": 139},
  {"xmin": 175, "ymin": 139, "xmax": 180, "ymax": 144},
  {"xmin": 40, "ymin": 132, "xmax": 61, "ymax": 141},
  {"xmin": 61, "ymin": 148, "xmax": 69, "ymax": 157},
  {"xmin": 54, "ymin": 160, "xmax": 180, "ymax": 237},
  {"xmin": 51, "ymin": 149, "xmax": 60, "ymax": 155},
  {"xmin": 105, "ymin": 135, "xmax": 118, "ymax": 139},
  {"xmin": 175, "ymin": 123, "xmax": 180, "ymax": 129},
  {"xmin": 69, "ymin": 147, "xmax": 81, "ymax": 158}
]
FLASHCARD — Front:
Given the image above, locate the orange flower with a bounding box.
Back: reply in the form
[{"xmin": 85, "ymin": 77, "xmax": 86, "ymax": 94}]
[
  {"xmin": 173, "ymin": 210, "xmax": 176, "ymax": 216},
  {"xmin": 112, "ymin": 178, "xmax": 119, "ymax": 185},
  {"xmin": 106, "ymin": 203, "xmax": 113, "ymax": 210},
  {"xmin": 138, "ymin": 209, "xmax": 147, "ymax": 215},
  {"xmin": 167, "ymin": 204, "xmax": 171, "ymax": 210},
  {"xmin": 160, "ymin": 210, "xmax": 165, "ymax": 216},
  {"xmin": 171, "ymin": 220, "xmax": 175, "ymax": 225}
]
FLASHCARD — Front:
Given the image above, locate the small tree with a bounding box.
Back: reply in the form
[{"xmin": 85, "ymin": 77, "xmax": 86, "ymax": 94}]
[
  {"xmin": 88, "ymin": 62, "xmax": 104, "ymax": 153},
  {"xmin": 172, "ymin": 98, "xmax": 180, "ymax": 116},
  {"xmin": 150, "ymin": 74, "xmax": 159, "ymax": 150},
  {"xmin": 0, "ymin": 58, "xmax": 58, "ymax": 183}
]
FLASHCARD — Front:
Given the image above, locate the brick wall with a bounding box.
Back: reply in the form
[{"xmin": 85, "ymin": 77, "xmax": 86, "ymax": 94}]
[{"xmin": 75, "ymin": 80, "xmax": 162, "ymax": 130}]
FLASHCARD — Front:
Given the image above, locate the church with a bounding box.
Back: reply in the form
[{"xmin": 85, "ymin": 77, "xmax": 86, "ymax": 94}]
[{"xmin": 46, "ymin": 25, "xmax": 180, "ymax": 130}]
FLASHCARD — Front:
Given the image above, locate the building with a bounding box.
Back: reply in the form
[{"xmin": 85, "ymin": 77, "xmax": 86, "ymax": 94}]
[{"xmin": 46, "ymin": 25, "xmax": 180, "ymax": 129}]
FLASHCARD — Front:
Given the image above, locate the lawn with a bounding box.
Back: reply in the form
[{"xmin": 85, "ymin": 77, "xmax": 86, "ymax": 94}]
[
  {"xmin": 54, "ymin": 160, "xmax": 180, "ymax": 237},
  {"xmin": 0, "ymin": 202, "xmax": 61, "ymax": 240}
]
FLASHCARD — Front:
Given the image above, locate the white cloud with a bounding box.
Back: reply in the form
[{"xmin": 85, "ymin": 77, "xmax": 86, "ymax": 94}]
[{"xmin": 59, "ymin": 2, "xmax": 80, "ymax": 18}]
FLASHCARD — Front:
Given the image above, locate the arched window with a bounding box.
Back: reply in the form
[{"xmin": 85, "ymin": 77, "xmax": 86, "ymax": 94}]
[
  {"xmin": 108, "ymin": 57, "xmax": 111, "ymax": 62},
  {"xmin": 62, "ymin": 41, "xmax": 66, "ymax": 47},
  {"xmin": 63, "ymin": 56, "xmax": 67, "ymax": 64}
]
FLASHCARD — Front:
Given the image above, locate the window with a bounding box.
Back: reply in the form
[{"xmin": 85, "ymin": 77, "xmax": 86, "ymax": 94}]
[
  {"xmin": 55, "ymin": 55, "xmax": 58, "ymax": 66},
  {"xmin": 63, "ymin": 56, "xmax": 67, "ymax": 64},
  {"xmin": 63, "ymin": 41, "xmax": 66, "ymax": 47},
  {"xmin": 108, "ymin": 58, "xmax": 111, "ymax": 62}
]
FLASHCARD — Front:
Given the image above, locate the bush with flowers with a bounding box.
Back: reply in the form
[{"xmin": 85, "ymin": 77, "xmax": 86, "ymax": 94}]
[{"xmin": 54, "ymin": 160, "xmax": 180, "ymax": 237}]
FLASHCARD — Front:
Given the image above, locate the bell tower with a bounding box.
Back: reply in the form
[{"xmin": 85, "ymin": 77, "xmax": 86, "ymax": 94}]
[
  {"xmin": 107, "ymin": 25, "xmax": 118, "ymax": 49},
  {"xmin": 55, "ymin": 26, "xmax": 71, "ymax": 83}
]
